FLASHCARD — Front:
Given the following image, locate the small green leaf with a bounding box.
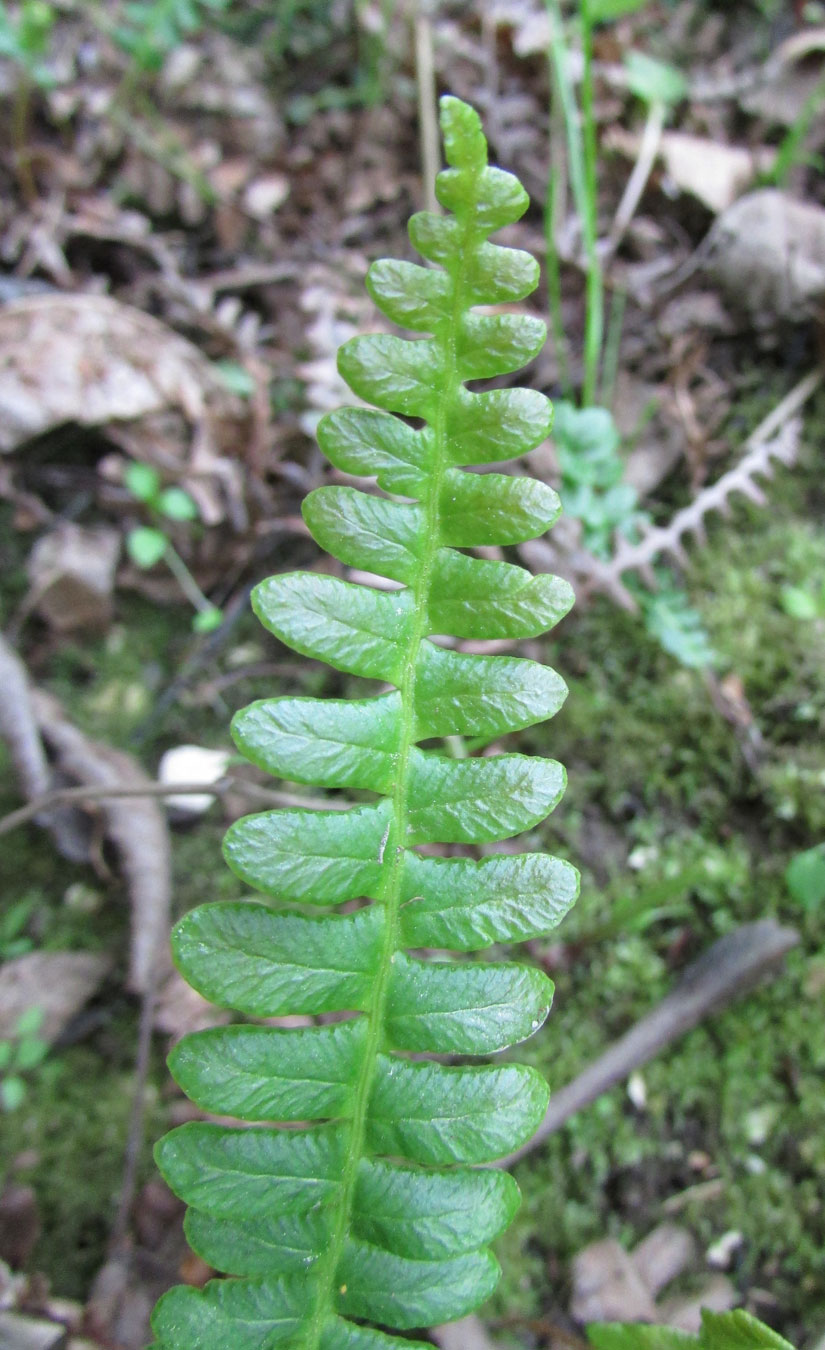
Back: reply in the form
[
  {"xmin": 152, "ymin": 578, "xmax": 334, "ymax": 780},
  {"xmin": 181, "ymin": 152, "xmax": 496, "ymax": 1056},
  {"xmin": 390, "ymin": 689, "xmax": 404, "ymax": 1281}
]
[
  {"xmin": 439, "ymin": 470, "xmax": 560, "ymax": 546},
  {"xmin": 184, "ymin": 1207, "xmax": 328, "ymax": 1277},
  {"xmin": 232, "ymin": 693, "xmax": 402, "ymax": 793},
  {"xmin": 151, "ymin": 1275, "xmax": 309, "ymax": 1349},
  {"xmin": 700, "ymin": 1309, "xmax": 796, "ymax": 1350},
  {"xmin": 624, "ymin": 50, "xmax": 688, "ymax": 107},
  {"xmin": 1, "ymin": 1076, "xmax": 26, "ymax": 1111},
  {"xmin": 336, "ymin": 1239, "xmax": 499, "ymax": 1329},
  {"xmin": 414, "ymin": 644, "xmax": 569, "ymax": 738},
  {"xmin": 303, "ymin": 487, "xmax": 423, "ymax": 584},
  {"xmin": 367, "ymin": 1058, "xmax": 549, "ymax": 1163},
  {"xmin": 169, "ymin": 1021, "xmax": 367, "ymax": 1121},
  {"xmin": 192, "ymin": 606, "xmax": 223, "ymax": 634},
  {"xmin": 223, "ymin": 800, "xmax": 393, "ymax": 904},
  {"xmin": 780, "ymin": 585, "xmax": 819, "ymax": 620},
  {"xmin": 338, "ymin": 334, "xmax": 444, "ymax": 418},
  {"xmin": 352, "ymin": 1158, "xmax": 518, "ymax": 1258},
  {"xmin": 440, "ymin": 95, "xmax": 488, "ymax": 172},
  {"xmin": 158, "ymin": 487, "xmax": 199, "ymax": 521},
  {"xmin": 213, "ymin": 359, "xmax": 257, "ymax": 398},
  {"xmin": 317, "ymin": 407, "xmax": 431, "ymax": 495},
  {"xmin": 366, "ymin": 259, "xmax": 453, "ymax": 332},
  {"xmin": 253, "ymin": 575, "xmax": 414, "ymax": 683},
  {"xmin": 400, "ymin": 851, "xmax": 579, "ymax": 950},
  {"xmin": 465, "ymin": 240, "xmax": 540, "ymax": 304},
  {"xmin": 155, "ymin": 1121, "xmax": 346, "ymax": 1219},
  {"xmin": 428, "ymin": 551, "xmax": 574, "ymax": 639},
  {"xmin": 127, "ymin": 526, "xmax": 167, "ymax": 569},
  {"xmin": 124, "ymin": 461, "xmax": 161, "ymax": 504},
  {"xmin": 456, "ymin": 313, "xmax": 546, "ymax": 380},
  {"xmin": 172, "ymin": 902, "xmax": 385, "ymax": 1017},
  {"xmin": 447, "ymin": 387, "xmax": 553, "ymax": 465},
  {"xmin": 386, "ymin": 953, "xmax": 553, "ymax": 1053},
  {"xmin": 408, "ymin": 210, "xmax": 462, "ymax": 266},
  {"xmin": 786, "ymin": 844, "xmax": 825, "ymax": 911},
  {"xmin": 405, "ymin": 749, "xmax": 566, "ymax": 844}
]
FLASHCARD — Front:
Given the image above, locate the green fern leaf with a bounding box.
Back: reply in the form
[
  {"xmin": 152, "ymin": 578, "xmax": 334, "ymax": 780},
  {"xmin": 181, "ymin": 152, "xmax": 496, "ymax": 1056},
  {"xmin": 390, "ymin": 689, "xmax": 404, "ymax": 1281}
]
[{"xmin": 152, "ymin": 94, "xmax": 579, "ymax": 1347}]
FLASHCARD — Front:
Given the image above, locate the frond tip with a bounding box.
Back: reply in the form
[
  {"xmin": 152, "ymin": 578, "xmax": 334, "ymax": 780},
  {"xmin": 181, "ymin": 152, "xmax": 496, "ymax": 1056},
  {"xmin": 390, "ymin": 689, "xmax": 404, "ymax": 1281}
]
[{"xmin": 151, "ymin": 94, "xmax": 579, "ymax": 1349}]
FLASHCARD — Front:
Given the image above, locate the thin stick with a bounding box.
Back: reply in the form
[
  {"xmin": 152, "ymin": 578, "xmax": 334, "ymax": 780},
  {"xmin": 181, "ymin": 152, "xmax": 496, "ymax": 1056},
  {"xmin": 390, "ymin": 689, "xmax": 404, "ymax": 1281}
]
[
  {"xmin": 109, "ymin": 958, "xmax": 158, "ymax": 1251},
  {"xmin": 161, "ymin": 541, "xmax": 216, "ymax": 617},
  {"xmin": 544, "ymin": 0, "xmax": 602, "ymax": 404},
  {"xmin": 579, "ymin": 0, "xmax": 603, "ymax": 407},
  {"xmin": 414, "ymin": 0, "xmax": 439, "ymax": 215},
  {"xmin": 545, "ymin": 70, "xmax": 572, "ymax": 395},
  {"xmin": 606, "ymin": 98, "xmax": 666, "ymax": 258},
  {"xmin": 498, "ymin": 919, "xmax": 798, "ymax": 1167},
  {"xmin": 0, "ymin": 777, "xmax": 346, "ymax": 837}
]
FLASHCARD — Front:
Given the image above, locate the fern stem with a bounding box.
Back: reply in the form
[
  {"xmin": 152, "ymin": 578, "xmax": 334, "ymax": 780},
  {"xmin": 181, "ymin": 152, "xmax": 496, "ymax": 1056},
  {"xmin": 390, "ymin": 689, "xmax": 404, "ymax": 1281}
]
[{"xmin": 303, "ymin": 178, "xmax": 477, "ymax": 1350}]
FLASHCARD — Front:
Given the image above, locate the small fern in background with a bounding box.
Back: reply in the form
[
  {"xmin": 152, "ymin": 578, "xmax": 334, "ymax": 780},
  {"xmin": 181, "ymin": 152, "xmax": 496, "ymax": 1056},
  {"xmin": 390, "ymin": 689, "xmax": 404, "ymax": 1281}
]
[
  {"xmin": 555, "ymin": 401, "xmax": 715, "ymax": 669},
  {"xmin": 589, "ymin": 1308, "xmax": 797, "ymax": 1349},
  {"xmin": 151, "ymin": 96, "xmax": 579, "ymax": 1347},
  {"xmin": 114, "ymin": 0, "xmax": 228, "ymax": 71}
]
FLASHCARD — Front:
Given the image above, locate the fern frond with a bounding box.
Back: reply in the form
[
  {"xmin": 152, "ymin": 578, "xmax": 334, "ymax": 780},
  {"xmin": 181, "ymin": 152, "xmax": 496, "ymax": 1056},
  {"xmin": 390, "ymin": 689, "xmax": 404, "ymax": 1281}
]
[{"xmin": 152, "ymin": 96, "xmax": 578, "ymax": 1348}]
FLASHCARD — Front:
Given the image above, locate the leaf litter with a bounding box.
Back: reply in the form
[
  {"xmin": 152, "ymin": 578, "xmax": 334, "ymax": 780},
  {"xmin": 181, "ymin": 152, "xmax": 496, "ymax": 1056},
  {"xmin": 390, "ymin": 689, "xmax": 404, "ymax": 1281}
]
[{"xmin": 0, "ymin": 1, "xmax": 823, "ymax": 1345}]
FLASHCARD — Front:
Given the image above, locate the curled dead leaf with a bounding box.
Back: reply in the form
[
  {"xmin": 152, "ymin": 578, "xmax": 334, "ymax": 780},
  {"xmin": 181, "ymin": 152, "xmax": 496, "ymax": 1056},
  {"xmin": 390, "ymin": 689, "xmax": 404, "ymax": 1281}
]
[{"xmin": 0, "ymin": 295, "xmax": 250, "ymax": 524}]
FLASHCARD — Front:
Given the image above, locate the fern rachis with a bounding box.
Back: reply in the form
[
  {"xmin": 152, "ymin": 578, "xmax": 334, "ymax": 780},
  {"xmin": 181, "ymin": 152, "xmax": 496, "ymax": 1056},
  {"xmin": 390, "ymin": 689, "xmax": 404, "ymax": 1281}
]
[{"xmin": 152, "ymin": 96, "xmax": 578, "ymax": 1349}]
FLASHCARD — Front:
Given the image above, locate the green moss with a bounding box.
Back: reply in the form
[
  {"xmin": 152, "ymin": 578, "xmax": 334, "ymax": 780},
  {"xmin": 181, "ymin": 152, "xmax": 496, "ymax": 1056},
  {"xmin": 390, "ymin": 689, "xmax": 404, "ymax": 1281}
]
[
  {"xmin": 486, "ymin": 406, "xmax": 825, "ymax": 1343},
  {"xmin": 0, "ymin": 1030, "xmax": 169, "ymax": 1298}
]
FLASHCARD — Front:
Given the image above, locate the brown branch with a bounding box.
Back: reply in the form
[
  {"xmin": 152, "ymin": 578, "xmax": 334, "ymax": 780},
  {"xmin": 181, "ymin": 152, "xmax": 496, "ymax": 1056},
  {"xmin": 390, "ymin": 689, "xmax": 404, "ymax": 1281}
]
[
  {"xmin": 499, "ymin": 919, "xmax": 799, "ymax": 1167},
  {"xmin": 0, "ymin": 776, "xmax": 346, "ymax": 837}
]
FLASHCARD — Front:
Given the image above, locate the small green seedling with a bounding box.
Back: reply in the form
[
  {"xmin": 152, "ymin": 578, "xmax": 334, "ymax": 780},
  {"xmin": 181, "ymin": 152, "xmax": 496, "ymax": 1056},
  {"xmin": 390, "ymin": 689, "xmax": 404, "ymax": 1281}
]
[
  {"xmin": 0, "ymin": 1006, "xmax": 48, "ymax": 1112},
  {"xmin": 780, "ymin": 579, "xmax": 825, "ymax": 622},
  {"xmin": 623, "ymin": 50, "xmax": 687, "ymax": 109},
  {"xmin": 0, "ymin": 0, "xmax": 55, "ymax": 86},
  {"xmin": 0, "ymin": 894, "xmax": 37, "ymax": 961},
  {"xmin": 786, "ymin": 843, "xmax": 825, "ymax": 914},
  {"xmin": 589, "ymin": 1306, "xmax": 797, "ymax": 1350},
  {"xmin": 554, "ymin": 402, "xmax": 715, "ymax": 668},
  {"xmin": 0, "ymin": 0, "xmax": 56, "ymax": 198},
  {"xmin": 555, "ymin": 403, "xmax": 639, "ymax": 559},
  {"xmin": 114, "ymin": 0, "xmax": 228, "ymax": 73},
  {"xmin": 124, "ymin": 461, "xmax": 222, "ymax": 634}
]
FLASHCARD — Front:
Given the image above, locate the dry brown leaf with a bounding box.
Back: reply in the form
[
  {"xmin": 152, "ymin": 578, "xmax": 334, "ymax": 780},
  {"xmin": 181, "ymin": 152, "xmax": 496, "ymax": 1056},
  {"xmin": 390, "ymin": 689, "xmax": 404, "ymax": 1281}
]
[
  {"xmin": 657, "ymin": 1275, "xmax": 738, "ymax": 1333},
  {"xmin": 570, "ymin": 1239, "xmax": 658, "ymax": 1325},
  {"xmin": 0, "ymin": 295, "xmax": 250, "ymax": 524},
  {"xmin": 153, "ymin": 968, "xmax": 229, "ymax": 1042},
  {"xmin": 31, "ymin": 691, "xmax": 172, "ymax": 996},
  {"xmin": 431, "ymin": 1315, "xmax": 502, "ymax": 1350},
  {"xmin": 0, "ymin": 634, "xmax": 89, "ymax": 862},
  {"xmin": 25, "ymin": 524, "xmax": 120, "ymax": 633},
  {"xmin": 606, "ymin": 127, "xmax": 772, "ymax": 214},
  {"xmin": 631, "ymin": 1224, "xmax": 696, "ymax": 1298},
  {"xmin": 741, "ymin": 28, "xmax": 825, "ymax": 128},
  {"xmin": 0, "ymin": 951, "xmax": 110, "ymax": 1045},
  {"xmin": 704, "ymin": 190, "xmax": 825, "ymax": 328}
]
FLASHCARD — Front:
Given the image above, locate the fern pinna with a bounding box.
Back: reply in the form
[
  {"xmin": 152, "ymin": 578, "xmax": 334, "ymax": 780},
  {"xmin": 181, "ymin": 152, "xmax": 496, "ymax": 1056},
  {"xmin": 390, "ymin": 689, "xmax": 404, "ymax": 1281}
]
[{"xmin": 152, "ymin": 96, "xmax": 579, "ymax": 1349}]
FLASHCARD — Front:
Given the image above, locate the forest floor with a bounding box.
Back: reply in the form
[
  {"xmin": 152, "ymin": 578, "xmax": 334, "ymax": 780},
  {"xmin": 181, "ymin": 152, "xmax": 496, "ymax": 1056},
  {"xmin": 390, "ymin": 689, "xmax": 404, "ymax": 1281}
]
[{"xmin": 0, "ymin": 2, "xmax": 824, "ymax": 1348}]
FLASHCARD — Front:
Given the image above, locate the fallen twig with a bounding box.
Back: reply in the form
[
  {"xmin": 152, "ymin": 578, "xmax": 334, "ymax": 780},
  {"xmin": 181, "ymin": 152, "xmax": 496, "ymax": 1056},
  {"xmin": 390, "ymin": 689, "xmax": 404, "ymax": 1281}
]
[
  {"xmin": 586, "ymin": 369, "xmax": 821, "ymax": 605},
  {"xmin": 0, "ymin": 634, "xmax": 88, "ymax": 860},
  {"xmin": 499, "ymin": 919, "xmax": 799, "ymax": 1167},
  {"xmin": 0, "ymin": 775, "xmax": 347, "ymax": 837}
]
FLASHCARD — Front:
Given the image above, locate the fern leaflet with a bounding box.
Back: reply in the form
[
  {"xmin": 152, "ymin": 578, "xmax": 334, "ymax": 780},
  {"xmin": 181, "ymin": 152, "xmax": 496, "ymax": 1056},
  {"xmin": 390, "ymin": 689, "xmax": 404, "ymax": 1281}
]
[{"xmin": 151, "ymin": 96, "xmax": 578, "ymax": 1349}]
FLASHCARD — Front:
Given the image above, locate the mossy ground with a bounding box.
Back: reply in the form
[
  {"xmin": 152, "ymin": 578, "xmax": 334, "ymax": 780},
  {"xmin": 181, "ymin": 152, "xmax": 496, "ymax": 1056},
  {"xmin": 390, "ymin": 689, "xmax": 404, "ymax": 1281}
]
[
  {"xmin": 0, "ymin": 396, "xmax": 823, "ymax": 1335},
  {"xmin": 491, "ymin": 395, "xmax": 825, "ymax": 1347}
]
